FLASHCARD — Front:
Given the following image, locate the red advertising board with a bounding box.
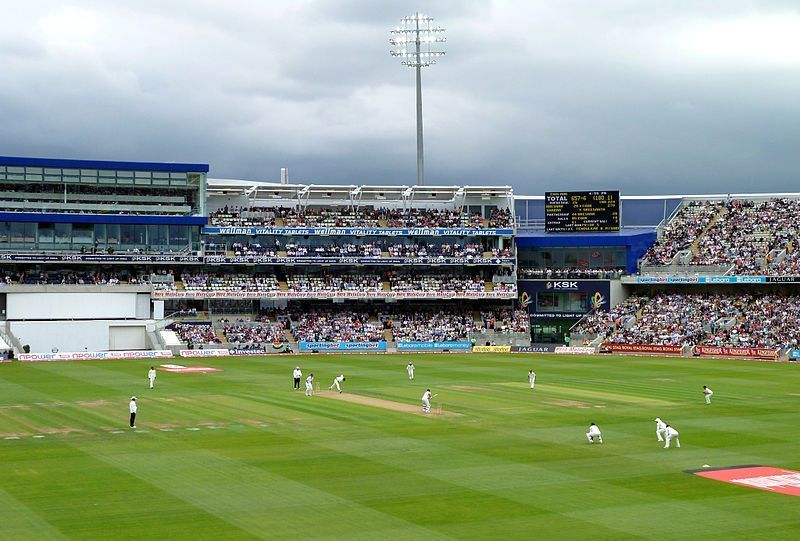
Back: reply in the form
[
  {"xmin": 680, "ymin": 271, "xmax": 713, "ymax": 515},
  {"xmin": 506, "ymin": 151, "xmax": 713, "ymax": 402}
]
[
  {"xmin": 693, "ymin": 345, "xmax": 779, "ymax": 359},
  {"xmin": 692, "ymin": 466, "xmax": 800, "ymax": 497},
  {"xmin": 602, "ymin": 343, "xmax": 683, "ymax": 355}
]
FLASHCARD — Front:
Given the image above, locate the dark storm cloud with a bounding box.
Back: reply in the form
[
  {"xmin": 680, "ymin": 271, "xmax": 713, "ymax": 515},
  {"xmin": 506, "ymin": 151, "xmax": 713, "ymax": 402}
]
[{"xmin": 1, "ymin": 1, "xmax": 800, "ymax": 195}]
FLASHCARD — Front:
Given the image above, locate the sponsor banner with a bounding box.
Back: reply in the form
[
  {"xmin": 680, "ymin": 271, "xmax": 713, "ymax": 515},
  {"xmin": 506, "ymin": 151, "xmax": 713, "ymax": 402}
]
[
  {"xmin": 766, "ymin": 276, "xmax": 800, "ymax": 283},
  {"xmin": 153, "ymin": 290, "xmax": 516, "ymax": 300},
  {"xmin": 179, "ymin": 349, "xmax": 230, "ymax": 357},
  {"xmin": 511, "ymin": 344, "xmax": 559, "ymax": 353},
  {"xmin": 204, "ymin": 255, "xmax": 513, "ymax": 266},
  {"xmin": 693, "ymin": 345, "xmax": 779, "ymax": 359},
  {"xmin": 518, "ymin": 280, "xmax": 610, "ymax": 316},
  {"xmin": 298, "ymin": 341, "xmax": 386, "ymax": 352},
  {"xmin": 692, "ymin": 465, "xmax": 800, "ymax": 497},
  {"xmin": 602, "ymin": 343, "xmax": 684, "ymax": 355},
  {"xmin": 18, "ymin": 350, "xmax": 173, "ymax": 362},
  {"xmin": 203, "ymin": 226, "xmax": 515, "ymax": 237},
  {"xmin": 789, "ymin": 350, "xmax": 800, "ymax": 360},
  {"xmin": 554, "ymin": 346, "xmax": 596, "ymax": 354},
  {"xmin": 472, "ymin": 345, "xmax": 512, "ymax": 353},
  {"xmin": 159, "ymin": 364, "xmax": 222, "ymax": 373},
  {"xmin": 396, "ymin": 341, "xmax": 473, "ymax": 351},
  {"xmin": 229, "ymin": 345, "xmax": 289, "ymax": 355},
  {"xmin": 635, "ymin": 276, "xmax": 769, "ymax": 284},
  {"xmin": 0, "ymin": 253, "xmax": 202, "ymax": 264}
]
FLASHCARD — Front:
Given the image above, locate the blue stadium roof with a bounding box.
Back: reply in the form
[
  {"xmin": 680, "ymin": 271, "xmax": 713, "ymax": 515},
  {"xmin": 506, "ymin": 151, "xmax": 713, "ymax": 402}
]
[{"xmin": 0, "ymin": 156, "xmax": 209, "ymax": 173}]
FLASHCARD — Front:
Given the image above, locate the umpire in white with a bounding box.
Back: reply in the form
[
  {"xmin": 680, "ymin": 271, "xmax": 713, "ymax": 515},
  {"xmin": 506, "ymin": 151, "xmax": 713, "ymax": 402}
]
[{"xmin": 129, "ymin": 396, "xmax": 137, "ymax": 428}]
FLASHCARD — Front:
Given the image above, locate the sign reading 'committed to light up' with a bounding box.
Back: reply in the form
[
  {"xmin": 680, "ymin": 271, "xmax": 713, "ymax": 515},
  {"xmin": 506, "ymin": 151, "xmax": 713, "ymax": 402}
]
[{"xmin": 545, "ymin": 191, "xmax": 620, "ymax": 232}]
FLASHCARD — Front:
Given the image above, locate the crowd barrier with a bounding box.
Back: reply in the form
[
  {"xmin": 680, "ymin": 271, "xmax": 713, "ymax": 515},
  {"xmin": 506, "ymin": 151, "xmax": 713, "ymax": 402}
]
[
  {"xmin": 602, "ymin": 343, "xmax": 684, "ymax": 355},
  {"xmin": 554, "ymin": 346, "xmax": 596, "ymax": 354},
  {"xmin": 472, "ymin": 345, "xmax": 512, "ymax": 353},
  {"xmin": 179, "ymin": 349, "xmax": 230, "ymax": 357}
]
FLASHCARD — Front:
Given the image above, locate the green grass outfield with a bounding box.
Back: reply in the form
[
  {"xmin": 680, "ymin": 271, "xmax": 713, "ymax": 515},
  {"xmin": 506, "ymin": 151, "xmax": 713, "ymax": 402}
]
[{"xmin": 1, "ymin": 353, "xmax": 799, "ymax": 540}]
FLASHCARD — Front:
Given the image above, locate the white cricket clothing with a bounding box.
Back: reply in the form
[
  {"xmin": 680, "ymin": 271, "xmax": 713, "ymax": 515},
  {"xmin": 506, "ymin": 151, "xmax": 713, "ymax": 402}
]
[
  {"xmin": 586, "ymin": 425, "xmax": 602, "ymax": 443},
  {"xmin": 664, "ymin": 426, "xmax": 680, "ymax": 448},
  {"xmin": 528, "ymin": 372, "xmax": 536, "ymax": 389},
  {"xmin": 293, "ymin": 368, "xmax": 302, "ymax": 379},
  {"xmin": 148, "ymin": 369, "xmax": 156, "ymax": 388},
  {"xmin": 422, "ymin": 390, "xmax": 431, "ymax": 412},
  {"xmin": 305, "ymin": 375, "xmax": 314, "ymax": 395},
  {"xmin": 330, "ymin": 374, "xmax": 344, "ymax": 391},
  {"xmin": 407, "ymin": 364, "xmax": 415, "ymax": 379},
  {"xmin": 655, "ymin": 418, "xmax": 667, "ymax": 441},
  {"xmin": 704, "ymin": 388, "xmax": 713, "ymax": 404},
  {"xmin": 129, "ymin": 400, "xmax": 137, "ymax": 414}
]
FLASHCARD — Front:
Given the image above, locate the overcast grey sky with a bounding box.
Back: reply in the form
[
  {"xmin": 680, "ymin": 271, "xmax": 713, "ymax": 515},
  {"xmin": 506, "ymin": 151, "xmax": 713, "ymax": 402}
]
[{"xmin": 1, "ymin": 1, "xmax": 799, "ymax": 195}]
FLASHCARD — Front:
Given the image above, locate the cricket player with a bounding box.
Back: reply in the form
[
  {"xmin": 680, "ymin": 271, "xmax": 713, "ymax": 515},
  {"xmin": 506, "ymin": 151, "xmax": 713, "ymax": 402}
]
[
  {"xmin": 407, "ymin": 362, "xmax": 415, "ymax": 380},
  {"xmin": 305, "ymin": 373, "xmax": 314, "ymax": 396},
  {"xmin": 293, "ymin": 366, "xmax": 302, "ymax": 390},
  {"xmin": 664, "ymin": 424, "xmax": 680, "ymax": 448},
  {"xmin": 654, "ymin": 417, "xmax": 667, "ymax": 442},
  {"xmin": 330, "ymin": 374, "xmax": 345, "ymax": 393},
  {"xmin": 586, "ymin": 422, "xmax": 602, "ymax": 444},
  {"xmin": 148, "ymin": 366, "xmax": 157, "ymax": 389},
  {"xmin": 528, "ymin": 369, "xmax": 536, "ymax": 389},
  {"xmin": 703, "ymin": 385, "xmax": 713, "ymax": 404},
  {"xmin": 422, "ymin": 389, "xmax": 432, "ymax": 414},
  {"xmin": 129, "ymin": 396, "xmax": 137, "ymax": 428}
]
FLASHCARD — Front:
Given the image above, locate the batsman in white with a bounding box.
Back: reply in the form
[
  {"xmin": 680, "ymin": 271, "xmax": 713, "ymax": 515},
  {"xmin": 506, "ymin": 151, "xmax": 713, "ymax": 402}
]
[
  {"xmin": 422, "ymin": 389, "xmax": 432, "ymax": 414},
  {"xmin": 148, "ymin": 366, "xmax": 157, "ymax": 389},
  {"xmin": 586, "ymin": 422, "xmax": 603, "ymax": 444},
  {"xmin": 407, "ymin": 362, "xmax": 415, "ymax": 380},
  {"xmin": 329, "ymin": 374, "xmax": 345, "ymax": 393},
  {"xmin": 703, "ymin": 385, "xmax": 714, "ymax": 404},
  {"xmin": 528, "ymin": 369, "xmax": 536, "ymax": 389},
  {"xmin": 664, "ymin": 424, "xmax": 681, "ymax": 448},
  {"xmin": 654, "ymin": 417, "xmax": 667, "ymax": 442},
  {"xmin": 305, "ymin": 373, "xmax": 314, "ymax": 396}
]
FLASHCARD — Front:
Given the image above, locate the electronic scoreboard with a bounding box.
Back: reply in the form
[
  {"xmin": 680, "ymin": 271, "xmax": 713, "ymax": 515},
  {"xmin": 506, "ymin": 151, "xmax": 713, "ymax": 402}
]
[{"xmin": 545, "ymin": 191, "xmax": 620, "ymax": 232}]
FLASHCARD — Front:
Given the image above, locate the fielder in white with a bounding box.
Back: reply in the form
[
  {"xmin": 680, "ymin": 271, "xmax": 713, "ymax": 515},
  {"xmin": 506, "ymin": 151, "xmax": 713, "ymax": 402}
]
[
  {"xmin": 528, "ymin": 369, "xmax": 536, "ymax": 389},
  {"xmin": 329, "ymin": 374, "xmax": 345, "ymax": 393},
  {"xmin": 407, "ymin": 362, "xmax": 415, "ymax": 380},
  {"xmin": 148, "ymin": 366, "xmax": 157, "ymax": 389},
  {"xmin": 654, "ymin": 417, "xmax": 667, "ymax": 442},
  {"xmin": 305, "ymin": 373, "xmax": 314, "ymax": 396},
  {"xmin": 422, "ymin": 389, "xmax": 432, "ymax": 414},
  {"xmin": 664, "ymin": 425, "xmax": 680, "ymax": 448},
  {"xmin": 586, "ymin": 422, "xmax": 603, "ymax": 444},
  {"xmin": 703, "ymin": 385, "xmax": 713, "ymax": 404}
]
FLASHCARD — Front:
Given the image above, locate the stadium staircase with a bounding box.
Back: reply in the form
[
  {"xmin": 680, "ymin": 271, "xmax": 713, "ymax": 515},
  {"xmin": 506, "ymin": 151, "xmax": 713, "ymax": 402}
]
[
  {"xmin": 381, "ymin": 281, "xmax": 391, "ymax": 291},
  {"xmin": 278, "ymin": 280, "xmax": 289, "ymax": 291},
  {"xmin": 1, "ymin": 323, "xmax": 23, "ymax": 354},
  {"xmin": 484, "ymin": 281, "xmax": 494, "ymax": 292},
  {"xmin": 688, "ymin": 206, "xmax": 728, "ymax": 256}
]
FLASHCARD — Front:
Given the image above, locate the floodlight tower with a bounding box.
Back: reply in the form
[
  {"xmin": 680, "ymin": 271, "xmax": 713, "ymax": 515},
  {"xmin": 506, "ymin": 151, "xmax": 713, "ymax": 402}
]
[{"xmin": 390, "ymin": 13, "xmax": 446, "ymax": 186}]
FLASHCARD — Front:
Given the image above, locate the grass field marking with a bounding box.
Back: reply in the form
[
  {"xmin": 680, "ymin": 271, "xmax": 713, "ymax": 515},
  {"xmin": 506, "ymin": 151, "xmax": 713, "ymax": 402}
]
[
  {"xmin": 316, "ymin": 390, "xmax": 462, "ymax": 417},
  {"xmin": 543, "ymin": 399, "xmax": 598, "ymax": 409},
  {"xmin": 537, "ymin": 383, "xmax": 678, "ymax": 406}
]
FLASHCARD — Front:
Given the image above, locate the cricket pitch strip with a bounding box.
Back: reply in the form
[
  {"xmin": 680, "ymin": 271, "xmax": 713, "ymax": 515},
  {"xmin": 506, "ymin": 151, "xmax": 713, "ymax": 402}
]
[{"xmin": 315, "ymin": 391, "xmax": 461, "ymax": 417}]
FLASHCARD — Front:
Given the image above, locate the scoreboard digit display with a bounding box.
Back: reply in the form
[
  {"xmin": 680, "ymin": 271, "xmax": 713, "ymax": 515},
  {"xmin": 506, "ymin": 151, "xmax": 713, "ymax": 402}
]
[{"xmin": 545, "ymin": 191, "xmax": 620, "ymax": 232}]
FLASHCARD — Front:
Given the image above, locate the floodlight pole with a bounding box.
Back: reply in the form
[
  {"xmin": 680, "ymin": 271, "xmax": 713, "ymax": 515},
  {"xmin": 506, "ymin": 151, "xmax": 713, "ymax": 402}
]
[
  {"xmin": 415, "ymin": 13, "xmax": 425, "ymax": 187},
  {"xmin": 390, "ymin": 13, "xmax": 445, "ymax": 187}
]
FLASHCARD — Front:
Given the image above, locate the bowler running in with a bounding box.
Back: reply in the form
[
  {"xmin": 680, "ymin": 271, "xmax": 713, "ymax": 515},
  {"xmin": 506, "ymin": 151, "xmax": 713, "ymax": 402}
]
[{"xmin": 330, "ymin": 374, "xmax": 345, "ymax": 393}]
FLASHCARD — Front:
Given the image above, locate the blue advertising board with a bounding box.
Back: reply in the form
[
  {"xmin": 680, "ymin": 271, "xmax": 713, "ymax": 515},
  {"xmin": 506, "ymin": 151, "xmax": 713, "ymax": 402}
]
[
  {"xmin": 789, "ymin": 350, "xmax": 800, "ymax": 360},
  {"xmin": 396, "ymin": 341, "xmax": 473, "ymax": 351},
  {"xmin": 298, "ymin": 341, "xmax": 387, "ymax": 352}
]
